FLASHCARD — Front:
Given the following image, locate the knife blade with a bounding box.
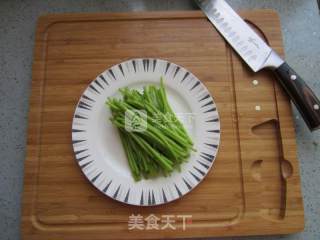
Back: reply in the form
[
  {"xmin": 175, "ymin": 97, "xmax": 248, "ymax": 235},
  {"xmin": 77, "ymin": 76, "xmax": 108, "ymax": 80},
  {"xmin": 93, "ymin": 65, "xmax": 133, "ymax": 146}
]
[{"xmin": 196, "ymin": 0, "xmax": 320, "ymax": 131}]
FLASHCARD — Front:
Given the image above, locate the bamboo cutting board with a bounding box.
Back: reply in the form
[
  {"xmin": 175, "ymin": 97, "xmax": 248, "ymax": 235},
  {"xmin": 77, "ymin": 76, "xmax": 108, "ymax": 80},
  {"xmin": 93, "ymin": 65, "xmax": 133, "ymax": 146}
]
[{"xmin": 22, "ymin": 10, "xmax": 304, "ymax": 239}]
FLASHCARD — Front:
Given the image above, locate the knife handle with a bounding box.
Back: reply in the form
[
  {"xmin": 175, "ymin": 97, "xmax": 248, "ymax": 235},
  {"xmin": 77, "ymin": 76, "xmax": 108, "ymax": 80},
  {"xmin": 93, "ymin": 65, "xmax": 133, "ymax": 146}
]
[{"xmin": 274, "ymin": 62, "xmax": 320, "ymax": 131}]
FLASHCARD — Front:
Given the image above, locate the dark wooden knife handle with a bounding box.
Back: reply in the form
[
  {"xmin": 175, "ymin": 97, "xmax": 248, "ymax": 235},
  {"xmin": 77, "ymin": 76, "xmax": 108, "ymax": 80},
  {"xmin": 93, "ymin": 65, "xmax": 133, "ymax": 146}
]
[{"xmin": 274, "ymin": 62, "xmax": 320, "ymax": 131}]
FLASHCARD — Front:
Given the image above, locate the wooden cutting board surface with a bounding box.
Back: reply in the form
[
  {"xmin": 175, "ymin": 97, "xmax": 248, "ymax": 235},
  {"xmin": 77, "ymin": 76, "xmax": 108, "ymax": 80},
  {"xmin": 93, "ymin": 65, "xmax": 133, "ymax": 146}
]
[{"xmin": 22, "ymin": 10, "xmax": 304, "ymax": 239}]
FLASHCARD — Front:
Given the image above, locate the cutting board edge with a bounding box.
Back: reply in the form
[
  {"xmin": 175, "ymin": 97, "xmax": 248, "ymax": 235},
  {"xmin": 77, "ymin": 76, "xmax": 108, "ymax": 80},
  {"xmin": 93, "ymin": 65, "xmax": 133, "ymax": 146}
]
[{"xmin": 21, "ymin": 10, "xmax": 305, "ymax": 239}]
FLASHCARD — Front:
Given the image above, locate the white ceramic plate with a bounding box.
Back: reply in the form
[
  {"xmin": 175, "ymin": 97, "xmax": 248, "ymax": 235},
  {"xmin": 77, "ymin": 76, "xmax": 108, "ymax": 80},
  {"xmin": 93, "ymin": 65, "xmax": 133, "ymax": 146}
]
[{"xmin": 72, "ymin": 58, "xmax": 220, "ymax": 206}]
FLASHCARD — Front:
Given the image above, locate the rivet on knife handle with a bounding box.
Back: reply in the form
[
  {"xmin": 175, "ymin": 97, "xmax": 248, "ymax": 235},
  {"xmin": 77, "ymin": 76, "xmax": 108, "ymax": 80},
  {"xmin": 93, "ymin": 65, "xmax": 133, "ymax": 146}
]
[{"xmin": 274, "ymin": 62, "xmax": 320, "ymax": 131}]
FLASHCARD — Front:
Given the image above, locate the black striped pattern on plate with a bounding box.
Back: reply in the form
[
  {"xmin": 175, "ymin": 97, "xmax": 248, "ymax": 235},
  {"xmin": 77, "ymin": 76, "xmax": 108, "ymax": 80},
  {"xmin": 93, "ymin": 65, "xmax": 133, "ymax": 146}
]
[{"xmin": 72, "ymin": 58, "xmax": 220, "ymax": 206}]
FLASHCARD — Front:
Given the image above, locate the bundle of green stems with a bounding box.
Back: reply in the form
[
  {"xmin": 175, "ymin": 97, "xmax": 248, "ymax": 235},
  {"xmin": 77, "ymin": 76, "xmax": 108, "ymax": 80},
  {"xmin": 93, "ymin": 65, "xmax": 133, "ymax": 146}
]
[{"xmin": 106, "ymin": 78, "xmax": 194, "ymax": 181}]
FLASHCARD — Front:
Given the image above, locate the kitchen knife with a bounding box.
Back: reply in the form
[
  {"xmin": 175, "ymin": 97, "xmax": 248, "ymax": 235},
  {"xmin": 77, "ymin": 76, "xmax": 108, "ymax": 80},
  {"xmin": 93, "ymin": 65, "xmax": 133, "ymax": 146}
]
[{"xmin": 196, "ymin": 0, "xmax": 320, "ymax": 131}]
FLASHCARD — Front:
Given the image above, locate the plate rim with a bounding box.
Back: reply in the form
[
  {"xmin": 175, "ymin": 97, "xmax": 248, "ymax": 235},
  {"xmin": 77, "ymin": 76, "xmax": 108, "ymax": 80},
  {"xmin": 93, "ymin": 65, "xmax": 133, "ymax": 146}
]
[{"xmin": 71, "ymin": 58, "xmax": 221, "ymax": 206}]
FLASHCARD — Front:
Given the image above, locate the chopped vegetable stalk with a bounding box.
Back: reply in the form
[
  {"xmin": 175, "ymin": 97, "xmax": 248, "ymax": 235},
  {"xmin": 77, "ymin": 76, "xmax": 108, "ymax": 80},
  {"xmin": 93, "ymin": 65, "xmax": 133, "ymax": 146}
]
[{"xmin": 106, "ymin": 77, "xmax": 195, "ymax": 181}]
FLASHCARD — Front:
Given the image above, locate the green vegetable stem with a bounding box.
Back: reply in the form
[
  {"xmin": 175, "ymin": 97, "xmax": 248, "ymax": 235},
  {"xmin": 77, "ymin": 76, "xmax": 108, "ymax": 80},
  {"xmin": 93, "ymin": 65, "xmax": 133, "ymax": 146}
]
[{"xmin": 106, "ymin": 77, "xmax": 195, "ymax": 181}]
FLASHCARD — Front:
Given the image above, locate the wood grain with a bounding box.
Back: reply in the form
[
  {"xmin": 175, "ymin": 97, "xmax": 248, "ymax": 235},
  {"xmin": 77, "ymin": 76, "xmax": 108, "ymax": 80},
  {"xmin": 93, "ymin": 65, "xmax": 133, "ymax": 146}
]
[{"xmin": 21, "ymin": 10, "xmax": 304, "ymax": 239}]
